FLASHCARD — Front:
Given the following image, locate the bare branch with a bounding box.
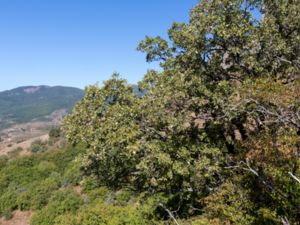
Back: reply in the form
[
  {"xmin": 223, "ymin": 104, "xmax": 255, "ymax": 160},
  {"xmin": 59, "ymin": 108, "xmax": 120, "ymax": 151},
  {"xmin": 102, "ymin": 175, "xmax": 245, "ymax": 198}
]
[
  {"xmin": 225, "ymin": 160, "xmax": 259, "ymax": 176},
  {"xmin": 245, "ymin": 159, "xmax": 259, "ymax": 176},
  {"xmin": 281, "ymin": 216, "xmax": 291, "ymax": 225},
  {"xmin": 159, "ymin": 203, "xmax": 181, "ymax": 225},
  {"xmin": 288, "ymin": 172, "xmax": 300, "ymax": 184}
]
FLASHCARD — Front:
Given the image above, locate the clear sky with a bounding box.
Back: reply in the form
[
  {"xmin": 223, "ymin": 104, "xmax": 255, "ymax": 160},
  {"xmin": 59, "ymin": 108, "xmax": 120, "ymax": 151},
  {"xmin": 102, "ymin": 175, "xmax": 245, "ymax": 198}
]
[{"xmin": 0, "ymin": 0, "xmax": 199, "ymax": 91}]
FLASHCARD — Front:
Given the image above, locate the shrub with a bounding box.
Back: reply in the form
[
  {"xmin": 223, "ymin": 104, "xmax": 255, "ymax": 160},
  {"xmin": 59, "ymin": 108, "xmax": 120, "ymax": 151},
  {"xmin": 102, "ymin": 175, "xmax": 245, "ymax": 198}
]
[
  {"xmin": 61, "ymin": 160, "xmax": 82, "ymax": 186},
  {"xmin": 49, "ymin": 127, "xmax": 61, "ymax": 139},
  {"xmin": 29, "ymin": 177, "xmax": 61, "ymax": 210},
  {"xmin": 81, "ymin": 177, "xmax": 100, "ymax": 192},
  {"xmin": 30, "ymin": 140, "xmax": 47, "ymax": 153},
  {"xmin": 3, "ymin": 210, "xmax": 13, "ymax": 220},
  {"xmin": 114, "ymin": 189, "xmax": 136, "ymax": 206},
  {"xmin": 36, "ymin": 161, "xmax": 57, "ymax": 176},
  {"xmin": 0, "ymin": 156, "xmax": 8, "ymax": 169},
  {"xmin": 30, "ymin": 189, "xmax": 83, "ymax": 225},
  {"xmin": 0, "ymin": 190, "xmax": 18, "ymax": 215},
  {"xmin": 84, "ymin": 186, "xmax": 110, "ymax": 204},
  {"xmin": 54, "ymin": 201, "xmax": 150, "ymax": 225}
]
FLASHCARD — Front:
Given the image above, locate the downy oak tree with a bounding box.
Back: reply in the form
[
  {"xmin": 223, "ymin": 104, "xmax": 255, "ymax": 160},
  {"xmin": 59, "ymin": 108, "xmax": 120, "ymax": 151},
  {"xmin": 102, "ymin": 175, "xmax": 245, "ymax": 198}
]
[{"xmin": 64, "ymin": 0, "xmax": 300, "ymax": 223}]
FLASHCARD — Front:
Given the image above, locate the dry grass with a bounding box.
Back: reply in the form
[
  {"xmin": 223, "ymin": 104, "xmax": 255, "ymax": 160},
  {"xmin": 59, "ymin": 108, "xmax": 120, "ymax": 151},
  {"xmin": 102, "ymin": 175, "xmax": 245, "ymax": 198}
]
[
  {"xmin": 0, "ymin": 134, "xmax": 49, "ymax": 156},
  {"xmin": 0, "ymin": 109, "xmax": 65, "ymax": 156},
  {"xmin": 0, "ymin": 211, "xmax": 32, "ymax": 225}
]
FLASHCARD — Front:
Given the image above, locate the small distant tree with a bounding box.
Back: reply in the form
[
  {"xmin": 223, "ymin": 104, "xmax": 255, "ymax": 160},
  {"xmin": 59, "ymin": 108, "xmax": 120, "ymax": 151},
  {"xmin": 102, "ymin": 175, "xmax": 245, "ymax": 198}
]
[
  {"xmin": 63, "ymin": 74, "xmax": 140, "ymax": 188},
  {"xmin": 30, "ymin": 140, "xmax": 47, "ymax": 153},
  {"xmin": 49, "ymin": 127, "xmax": 61, "ymax": 139}
]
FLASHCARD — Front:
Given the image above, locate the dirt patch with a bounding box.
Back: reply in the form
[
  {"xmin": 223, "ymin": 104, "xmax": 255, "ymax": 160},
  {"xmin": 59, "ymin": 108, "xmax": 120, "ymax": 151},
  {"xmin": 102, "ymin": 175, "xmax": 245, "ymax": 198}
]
[
  {"xmin": 0, "ymin": 211, "xmax": 32, "ymax": 225},
  {"xmin": 0, "ymin": 109, "xmax": 66, "ymax": 151},
  {"xmin": 0, "ymin": 134, "xmax": 49, "ymax": 156},
  {"xmin": 73, "ymin": 185, "xmax": 83, "ymax": 195}
]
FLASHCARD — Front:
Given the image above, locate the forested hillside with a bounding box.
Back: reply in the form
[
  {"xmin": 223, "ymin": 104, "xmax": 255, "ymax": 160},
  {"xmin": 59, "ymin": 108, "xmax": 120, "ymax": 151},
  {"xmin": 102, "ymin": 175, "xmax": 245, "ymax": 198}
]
[
  {"xmin": 0, "ymin": 0, "xmax": 299, "ymax": 224},
  {"xmin": 0, "ymin": 86, "xmax": 83, "ymax": 129}
]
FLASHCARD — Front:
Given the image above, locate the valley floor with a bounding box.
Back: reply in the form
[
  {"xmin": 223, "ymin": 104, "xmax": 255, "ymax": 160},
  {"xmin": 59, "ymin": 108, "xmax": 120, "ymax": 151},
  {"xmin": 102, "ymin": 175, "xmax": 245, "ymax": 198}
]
[{"xmin": 0, "ymin": 134, "xmax": 49, "ymax": 157}]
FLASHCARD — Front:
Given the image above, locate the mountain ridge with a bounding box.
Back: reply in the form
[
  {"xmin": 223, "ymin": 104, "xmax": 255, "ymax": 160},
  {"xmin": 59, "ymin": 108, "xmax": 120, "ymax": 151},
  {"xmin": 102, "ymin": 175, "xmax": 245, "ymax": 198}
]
[{"xmin": 0, "ymin": 85, "xmax": 84, "ymax": 130}]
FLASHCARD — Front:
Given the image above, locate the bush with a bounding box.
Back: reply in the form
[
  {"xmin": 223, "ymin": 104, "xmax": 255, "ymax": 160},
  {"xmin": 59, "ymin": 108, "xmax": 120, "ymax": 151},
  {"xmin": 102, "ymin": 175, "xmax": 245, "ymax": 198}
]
[
  {"xmin": 114, "ymin": 189, "xmax": 136, "ymax": 206},
  {"xmin": 0, "ymin": 144, "xmax": 86, "ymax": 221},
  {"xmin": 36, "ymin": 161, "xmax": 57, "ymax": 176},
  {"xmin": 49, "ymin": 127, "xmax": 61, "ymax": 139},
  {"xmin": 0, "ymin": 190, "xmax": 18, "ymax": 215},
  {"xmin": 48, "ymin": 127, "xmax": 63, "ymax": 147},
  {"xmin": 61, "ymin": 160, "xmax": 82, "ymax": 186},
  {"xmin": 85, "ymin": 187, "xmax": 110, "ymax": 204},
  {"xmin": 81, "ymin": 177, "xmax": 101, "ymax": 192},
  {"xmin": 30, "ymin": 189, "xmax": 83, "ymax": 225},
  {"xmin": 54, "ymin": 202, "xmax": 150, "ymax": 225},
  {"xmin": 3, "ymin": 210, "xmax": 13, "ymax": 220},
  {"xmin": 0, "ymin": 156, "xmax": 8, "ymax": 169},
  {"xmin": 17, "ymin": 191, "xmax": 32, "ymax": 211},
  {"xmin": 30, "ymin": 140, "xmax": 47, "ymax": 153},
  {"xmin": 29, "ymin": 177, "xmax": 61, "ymax": 210}
]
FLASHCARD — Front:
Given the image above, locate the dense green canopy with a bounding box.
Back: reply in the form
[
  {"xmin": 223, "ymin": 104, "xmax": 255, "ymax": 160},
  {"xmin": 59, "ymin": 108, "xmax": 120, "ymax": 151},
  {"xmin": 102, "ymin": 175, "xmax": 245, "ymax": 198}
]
[{"xmin": 64, "ymin": 0, "xmax": 300, "ymax": 223}]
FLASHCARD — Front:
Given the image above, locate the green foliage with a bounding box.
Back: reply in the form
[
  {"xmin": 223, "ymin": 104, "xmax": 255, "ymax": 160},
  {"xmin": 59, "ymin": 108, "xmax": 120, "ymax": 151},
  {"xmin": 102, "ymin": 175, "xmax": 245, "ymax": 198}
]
[
  {"xmin": 1, "ymin": 0, "xmax": 300, "ymax": 224},
  {"xmin": 0, "ymin": 145, "xmax": 84, "ymax": 216},
  {"xmin": 30, "ymin": 140, "xmax": 48, "ymax": 153},
  {"xmin": 49, "ymin": 127, "xmax": 61, "ymax": 139},
  {"xmin": 30, "ymin": 189, "xmax": 83, "ymax": 225},
  {"xmin": 61, "ymin": 159, "xmax": 82, "ymax": 186},
  {"xmin": 62, "ymin": 0, "xmax": 300, "ymax": 223},
  {"xmin": 0, "ymin": 156, "xmax": 8, "ymax": 169},
  {"xmin": 64, "ymin": 74, "xmax": 141, "ymax": 188},
  {"xmin": 0, "ymin": 189, "xmax": 18, "ymax": 216},
  {"xmin": 137, "ymin": 36, "xmax": 172, "ymax": 64},
  {"xmin": 27, "ymin": 177, "xmax": 61, "ymax": 210},
  {"xmin": 53, "ymin": 202, "xmax": 150, "ymax": 225}
]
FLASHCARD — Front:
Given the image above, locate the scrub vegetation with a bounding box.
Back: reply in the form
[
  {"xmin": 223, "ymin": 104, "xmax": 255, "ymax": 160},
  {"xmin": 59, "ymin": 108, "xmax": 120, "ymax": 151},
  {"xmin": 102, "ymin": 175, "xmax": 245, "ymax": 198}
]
[{"xmin": 1, "ymin": 0, "xmax": 299, "ymax": 224}]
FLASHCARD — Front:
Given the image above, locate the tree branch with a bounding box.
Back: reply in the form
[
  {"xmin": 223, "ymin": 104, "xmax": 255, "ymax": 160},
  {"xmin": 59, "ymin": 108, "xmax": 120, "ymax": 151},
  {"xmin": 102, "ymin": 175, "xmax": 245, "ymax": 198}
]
[
  {"xmin": 288, "ymin": 172, "xmax": 300, "ymax": 184},
  {"xmin": 159, "ymin": 203, "xmax": 181, "ymax": 225}
]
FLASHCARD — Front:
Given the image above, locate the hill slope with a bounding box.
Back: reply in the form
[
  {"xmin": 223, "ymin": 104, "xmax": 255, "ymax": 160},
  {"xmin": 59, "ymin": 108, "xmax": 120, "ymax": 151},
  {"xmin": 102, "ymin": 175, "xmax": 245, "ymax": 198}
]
[{"xmin": 0, "ymin": 85, "xmax": 84, "ymax": 129}]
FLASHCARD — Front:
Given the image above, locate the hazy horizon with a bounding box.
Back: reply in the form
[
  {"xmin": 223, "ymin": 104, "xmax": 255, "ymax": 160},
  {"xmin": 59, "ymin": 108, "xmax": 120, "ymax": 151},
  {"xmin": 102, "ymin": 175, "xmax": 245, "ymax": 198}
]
[{"xmin": 0, "ymin": 84, "xmax": 84, "ymax": 92}]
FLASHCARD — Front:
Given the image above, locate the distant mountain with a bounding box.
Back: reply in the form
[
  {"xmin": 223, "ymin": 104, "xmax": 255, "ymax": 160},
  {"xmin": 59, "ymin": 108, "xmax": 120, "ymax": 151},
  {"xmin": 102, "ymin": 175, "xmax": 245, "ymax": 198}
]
[{"xmin": 0, "ymin": 85, "xmax": 84, "ymax": 129}]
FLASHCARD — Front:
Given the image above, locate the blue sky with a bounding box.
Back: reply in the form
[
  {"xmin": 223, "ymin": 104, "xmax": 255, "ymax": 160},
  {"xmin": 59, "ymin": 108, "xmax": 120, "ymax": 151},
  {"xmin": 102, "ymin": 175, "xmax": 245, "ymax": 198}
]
[{"xmin": 0, "ymin": 0, "xmax": 198, "ymax": 91}]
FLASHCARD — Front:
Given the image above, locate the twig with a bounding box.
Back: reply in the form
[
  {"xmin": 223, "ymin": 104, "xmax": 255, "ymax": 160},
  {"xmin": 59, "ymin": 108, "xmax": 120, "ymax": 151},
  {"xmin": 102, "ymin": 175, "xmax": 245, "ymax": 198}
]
[
  {"xmin": 159, "ymin": 203, "xmax": 181, "ymax": 225},
  {"xmin": 288, "ymin": 172, "xmax": 300, "ymax": 184},
  {"xmin": 281, "ymin": 216, "xmax": 290, "ymax": 225}
]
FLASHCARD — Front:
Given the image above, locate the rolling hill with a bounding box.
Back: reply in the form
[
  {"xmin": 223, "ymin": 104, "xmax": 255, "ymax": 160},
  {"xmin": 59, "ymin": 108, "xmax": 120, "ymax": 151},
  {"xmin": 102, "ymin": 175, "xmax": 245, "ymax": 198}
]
[{"xmin": 0, "ymin": 85, "xmax": 84, "ymax": 129}]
